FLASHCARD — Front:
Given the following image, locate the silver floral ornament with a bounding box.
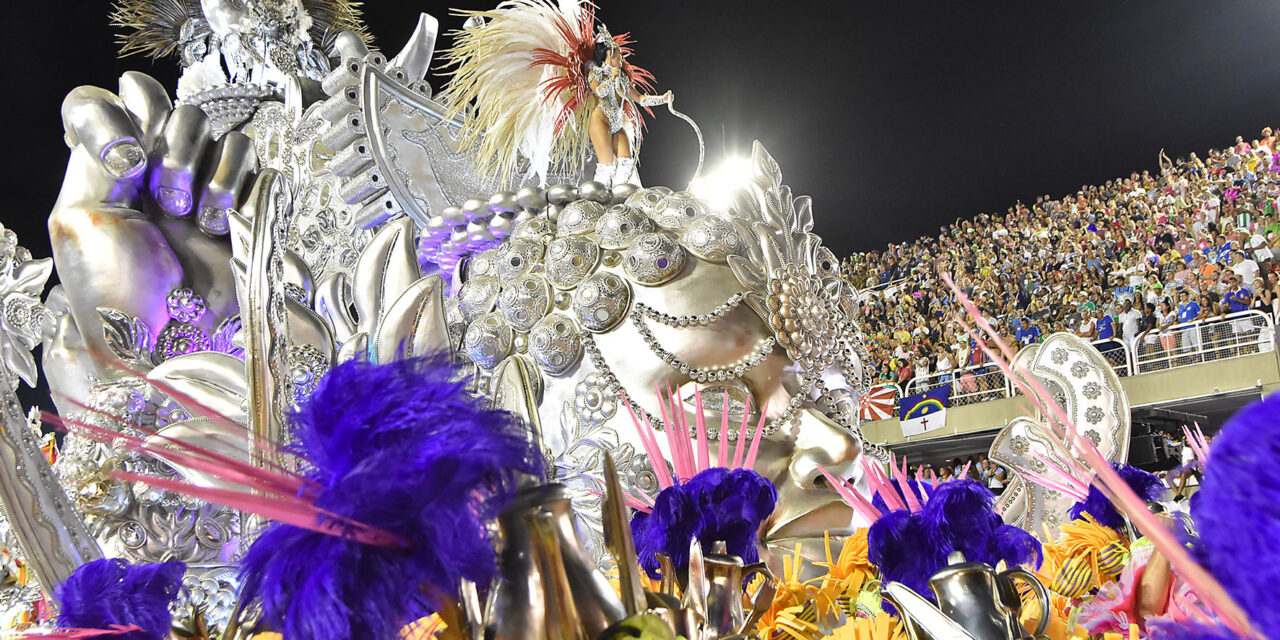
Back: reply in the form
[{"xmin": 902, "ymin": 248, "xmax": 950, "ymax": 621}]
[
  {"xmin": 0, "ymin": 254, "xmax": 53, "ymax": 387},
  {"xmin": 574, "ymin": 372, "xmax": 618, "ymax": 427}
]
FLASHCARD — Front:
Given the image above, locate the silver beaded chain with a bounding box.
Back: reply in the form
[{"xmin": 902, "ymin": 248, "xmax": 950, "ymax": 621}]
[
  {"xmin": 630, "ymin": 299, "xmax": 776, "ymax": 384},
  {"xmin": 581, "ymin": 332, "xmax": 810, "ymax": 438}
]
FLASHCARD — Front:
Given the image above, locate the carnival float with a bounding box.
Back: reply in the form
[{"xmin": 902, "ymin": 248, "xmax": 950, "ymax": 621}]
[{"xmin": 0, "ymin": 1, "xmax": 1276, "ymax": 639}]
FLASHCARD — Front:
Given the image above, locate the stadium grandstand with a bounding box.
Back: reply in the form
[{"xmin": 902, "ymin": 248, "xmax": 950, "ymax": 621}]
[{"xmin": 845, "ymin": 128, "xmax": 1280, "ymax": 482}]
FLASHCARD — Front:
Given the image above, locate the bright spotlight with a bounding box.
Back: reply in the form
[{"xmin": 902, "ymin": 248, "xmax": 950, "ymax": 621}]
[{"xmin": 689, "ymin": 155, "xmax": 754, "ymax": 211}]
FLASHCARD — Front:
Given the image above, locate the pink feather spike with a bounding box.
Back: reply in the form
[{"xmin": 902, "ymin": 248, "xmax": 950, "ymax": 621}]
[
  {"xmin": 927, "ymin": 468, "xmax": 938, "ymax": 485},
  {"xmin": 693, "ymin": 385, "xmax": 710, "ymax": 473},
  {"xmin": 889, "ymin": 458, "xmax": 922, "ymax": 513},
  {"xmin": 666, "ymin": 382, "xmax": 697, "ymax": 481},
  {"xmin": 1016, "ymin": 467, "xmax": 1088, "ymax": 502},
  {"xmin": 731, "ymin": 393, "xmax": 752, "ymax": 469},
  {"xmin": 630, "ymin": 488, "xmax": 655, "ymax": 507},
  {"xmin": 621, "ymin": 392, "xmax": 674, "ymax": 490},
  {"xmin": 27, "ymin": 625, "xmax": 145, "ymax": 639},
  {"xmin": 743, "ymin": 399, "xmax": 771, "ymax": 471},
  {"xmin": 45, "ymin": 413, "xmax": 310, "ymax": 501},
  {"xmin": 1183, "ymin": 424, "xmax": 1211, "ymax": 466},
  {"xmin": 942, "ymin": 274, "xmax": 1259, "ymax": 638},
  {"xmin": 673, "ymin": 384, "xmax": 698, "ymax": 476},
  {"xmin": 110, "ymin": 471, "xmax": 406, "ymax": 548},
  {"xmin": 52, "ymin": 388, "xmax": 308, "ymax": 483},
  {"xmin": 87, "ymin": 353, "xmax": 310, "ymax": 469},
  {"xmin": 717, "ymin": 391, "xmax": 730, "ymax": 468},
  {"xmin": 819, "ymin": 465, "xmax": 882, "ymax": 523},
  {"xmin": 861, "ymin": 457, "xmax": 906, "ymax": 512},
  {"xmin": 959, "ymin": 461, "xmax": 972, "ymax": 480},
  {"xmin": 655, "ymin": 383, "xmax": 692, "ymax": 482},
  {"xmin": 915, "ymin": 466, "xmax": 925, "ymax": 483},
  {"xmin": 1028, "ymin": 450, "xmax": 1089, "ymax": 497}
]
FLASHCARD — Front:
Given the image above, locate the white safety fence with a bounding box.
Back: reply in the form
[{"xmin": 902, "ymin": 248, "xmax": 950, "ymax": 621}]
[
  {"xmin": 881, "ymin": 313, "xmax": 1276, "ymax": 419},
  {"xmin": 1131, "ymin": 310, "xmax": 1275, "ymax": 374}
]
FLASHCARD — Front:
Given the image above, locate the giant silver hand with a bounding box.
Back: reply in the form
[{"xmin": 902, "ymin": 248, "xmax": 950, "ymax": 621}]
[{"xmin": 49, "ymin": 72, "xmax": 256, "ymax": 385}]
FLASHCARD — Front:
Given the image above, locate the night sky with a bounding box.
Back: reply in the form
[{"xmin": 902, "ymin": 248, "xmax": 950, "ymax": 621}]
[{"xmin": 7, "ymin": 1, "xmax": 1279, "ymax": 260}]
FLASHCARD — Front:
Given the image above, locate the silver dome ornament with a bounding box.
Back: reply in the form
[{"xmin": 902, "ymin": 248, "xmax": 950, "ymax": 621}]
[
  {"xmin": 577, "ymin": 180, "xmax": 611, "ymax": 204},
  {"xmin": 516, "ymin": 186, "xmax": 548, "ymax": 211},
  {"xmin": 457, "ymin": 276, "xmax": 501, "ymax": 323},
  {"xmin": 466, "ymin": 249, "xmax": 500, "ymax": 280},
  {"xmin": 546, "ymin": 183, "xmax": 579, "ymax": 205},
  {"xmin": 610, "ymin": 183, "xmax": 639, "ymax": 204},
  {"xmin": 528, "ymin": 314, "xmax": 583, "ymax": 376},
  {"xmin": 544, "ymin": 203, "xmax": 563, "ymax": 223},
  {"xmin": 441, "ymin": 205, "xmax": 467, "ymax": 229},
  {"xmin": 682, "ymin": 215, "xmax": 742, "ymax": 264},
  {"xmin": 545, "ymin": 237, "xmax": 601, "ymax": 290},
  {"xmin": 651, "ymin": 191, "xmax": 706, "ymax": 231},
  {"xmin": 624, "ymin": 188, "xmax": 667, "ymax": 218},
  {"xmin": 497, "ymin": 238, "xmax": 546, "ymax": 282},
  {"xmin": 498, "ymin": 274, "xmax": 552, "ymax": 332},
  {"xmin": 423, "ymin": 214, "xmax": 452, "ymax": 242},
  {"xmin": 622, "ymin": 233, "xmax": 687, "ymax": 285},
  {"xmin": 512, "ymin": 217, "xmax": 556, "ymax": 242},
  {"xmin": 556, "ymin": 200, "xmax": 607, "ymax": 237},
  {"xmin": 489, "ymin": 191, "xmax": 519, "ymax": 214},
  {"xmin": 595, "ymin": 205, "xmax": 653, "ymax": 250},
  {"xmin": 572, "ymin": 272, "xmax": 631, "ymax": 332},
  {"xmin": 464, "ymin": 311, "xmax": 514, "ymax": 369},
  {"xmin": 488, "ymin": 213, "xmax": 515, "ymax": 239},
  {"xmin": 461, "ymin": 198, "xmax": 492, "ymax": 223}
]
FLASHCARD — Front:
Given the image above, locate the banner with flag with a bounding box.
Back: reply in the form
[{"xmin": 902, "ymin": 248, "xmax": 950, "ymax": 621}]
[
  {"xmin": 858, "ymin": 384, "xmax": 897, "ymax": 422},
  {"xmin": 899, "ymin": 385, "xmax": 949, "ymax": 437}
]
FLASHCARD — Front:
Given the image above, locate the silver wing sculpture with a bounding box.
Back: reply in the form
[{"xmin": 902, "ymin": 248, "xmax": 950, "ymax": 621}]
[{"xmin": 990, "ymin": 333, "xmax": 1132, "ymax": 537}]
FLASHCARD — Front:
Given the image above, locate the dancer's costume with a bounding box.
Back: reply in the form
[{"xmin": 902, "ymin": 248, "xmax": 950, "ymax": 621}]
[{"xmin": 439, "ymin": 1, "xmax": 660, "ymax": 187}]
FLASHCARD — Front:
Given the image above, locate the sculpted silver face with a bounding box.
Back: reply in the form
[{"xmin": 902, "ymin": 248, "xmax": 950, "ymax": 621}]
[{"xmin": 433, "ymin": 143, "xmax": 880, "ymax": 568}]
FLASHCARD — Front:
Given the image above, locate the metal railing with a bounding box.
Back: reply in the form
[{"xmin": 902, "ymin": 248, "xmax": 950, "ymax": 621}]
[
  {"xmin": 1131, "ymin": 310, "xmax": 1275, "ymax": 374},
  {"xmin": 906, "ymin": 364, "xmax": 1008, "ymax": 407},
  {"xmin": 866, "ymin": 314, "xmax": 1276, "ymax": 421},
  {"xmin": 1091, "ymin": 338, "xmax": 1133, "ymax": 377}
]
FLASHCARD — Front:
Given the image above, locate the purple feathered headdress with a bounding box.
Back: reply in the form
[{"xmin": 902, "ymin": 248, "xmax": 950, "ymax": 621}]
[
  {"xmin": 866, "ymin": 480, "xmax": 1040, "ymax": 607},
  {"xmin": 1191, "ymin": 394, "xmax": 1280, "ymax": 632},
  {"xmin": 1069, "ymin": 462, "xmax": 1166, "ymax": 530},
  {"xmin": 55, "ymin": 558, "xmax": 185, "ymax": 640},
  {"xmin": 623, "ymin": 385, "xmax": 777, "ymax": 578},
  {"xmin": 238, "ymin": 355, "xmax": 544, "ymax": 639},
  {"xmin": 49, "ymin": 355, "xmax": 543, "ymax": 640}
]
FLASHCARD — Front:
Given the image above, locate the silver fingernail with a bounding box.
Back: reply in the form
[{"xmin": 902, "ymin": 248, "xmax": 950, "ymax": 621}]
[
  {"xmin": 198, "ymin": 206, "xmax": 231, "ymax": 235},
  {"xmin": 155, "ymin": 187, "xmax": 193, "ymax": 215},
  {"xmin": 101, "ymin": 139, "xmax": 146, "ymax": 179}
]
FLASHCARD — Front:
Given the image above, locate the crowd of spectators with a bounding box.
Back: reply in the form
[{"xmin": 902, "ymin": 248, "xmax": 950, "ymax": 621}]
[{"xmin": 844, "ymin": 129, "xmax": 1280, "ymax": 388}]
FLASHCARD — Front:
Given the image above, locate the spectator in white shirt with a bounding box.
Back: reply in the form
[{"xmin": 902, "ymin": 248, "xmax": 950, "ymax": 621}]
[
  {"xmin": 1118, "ymin": 299, "xmax": 1143, "ymax": 348},
  {"xmin": 1232, "ymin": 250, "xmax": 1260, "ymax": 285}
]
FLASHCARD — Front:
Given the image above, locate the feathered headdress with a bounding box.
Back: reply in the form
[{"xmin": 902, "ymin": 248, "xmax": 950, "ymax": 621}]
[
  {"xmin": 48, "ymin": 355, "xmax": 543, "ymax": 640},
  {"xmin": 622, "ymin": 385, "xmax": 776, "ymax": 577},
  {"xmin": 439, "ymin": 0, "xmax": 656, "ymax": 185}
]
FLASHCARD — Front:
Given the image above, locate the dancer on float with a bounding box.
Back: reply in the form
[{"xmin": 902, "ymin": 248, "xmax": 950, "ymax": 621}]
[{"xmin": 441, "ymin": 1, "xmax": 672, "ymax": 189}]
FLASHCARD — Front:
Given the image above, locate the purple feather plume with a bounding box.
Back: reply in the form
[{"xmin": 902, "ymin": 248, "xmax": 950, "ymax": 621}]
[
  {"xmin": 1069, "ymin": 462, "xmax": 1167, "ymax": 530},
  {"xmin": 630, "ymin": 467, "xmax": 776, "ymax": 578},
  {"xmin": 867, "ymin": 480, "xmax": 1040, "ymax": 610},
  {"xmin": 239, "ymin": 355, "xmax": 543, "ymax": 640},
  {"xmin": 867, "ymin": 509, "xmax": 942, "ymax": 606},
  {"xmin": 870, "ymin": 478, "xmax": 932, "ymax": 514},
  {"xmin": 1191, "ymin": 394, "xmax": 1280, "ymax": 632},
  {"xmin": 56, "ymin": 558, "xmax": 185, "ymax": 640}
]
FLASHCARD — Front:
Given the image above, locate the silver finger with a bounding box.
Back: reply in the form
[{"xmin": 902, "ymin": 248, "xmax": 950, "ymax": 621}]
[
  {"xmin": 150, "ymin": 105, "xmax": 212, "ymax": 217},
  {"xmin": 118, "ymin": 71, "xmax": 172, "ymax": 151},
  {"xmin": 60, "ymin": 86, "xmax": 147, "ymax": 180},
  {"xmin": 196, "ymin": 131, "xmax": 258, "ymax": 236}
]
